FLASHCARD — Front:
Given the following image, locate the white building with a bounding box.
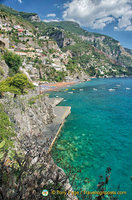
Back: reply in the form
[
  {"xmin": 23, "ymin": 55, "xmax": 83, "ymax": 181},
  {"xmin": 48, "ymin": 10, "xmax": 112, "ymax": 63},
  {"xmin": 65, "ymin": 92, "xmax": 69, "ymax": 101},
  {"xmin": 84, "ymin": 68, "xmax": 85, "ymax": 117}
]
[
  {"xmin": 36, "ymin": 49, "xmax": 43, "ymax": 53},
  {"xmin": 39, "ymin": 36, "xmax": 49, "ymax": 40},
  {"xmin": 51, "ymin": 63, "xmax": 66, "ymax": 71},
  {"xmin": 14, "ymin": 25, "xmax": 21, "ymax": 29}
]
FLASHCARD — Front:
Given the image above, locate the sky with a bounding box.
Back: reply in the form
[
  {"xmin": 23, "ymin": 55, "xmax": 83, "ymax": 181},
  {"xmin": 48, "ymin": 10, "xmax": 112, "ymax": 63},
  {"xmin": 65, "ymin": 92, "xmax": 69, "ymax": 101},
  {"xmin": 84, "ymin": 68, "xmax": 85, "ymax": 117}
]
[{"xmin": 0, "ymin": 0, "xmax": 132, "ymax": 49}]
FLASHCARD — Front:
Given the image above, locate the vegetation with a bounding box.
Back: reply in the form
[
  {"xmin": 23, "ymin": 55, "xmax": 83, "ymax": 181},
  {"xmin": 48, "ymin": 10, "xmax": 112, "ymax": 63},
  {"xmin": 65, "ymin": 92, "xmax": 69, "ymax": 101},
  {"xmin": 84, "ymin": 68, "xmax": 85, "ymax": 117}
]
[
  {"xmin": 66, "ymin": 58, "xmax": 78, "ymax": 73},
  {"xmin": 0, "ymin": 4, "xmax": 35, "ymax": 30},
  {"xmin": 0, "ymin": 73, "xmax": 34, "ymax": 97},
  {"xmin": 34, "ymin": 57, "xmax": 42, "ymax": 65},
  {"xmin": 0, "ymin": 66, "xmax": 4, "ymax": 80},
  {"xmin": 4, "ymin": 50, "xmax": 22, "ymax": 75},
  {"xmin": 54, "ymin": 71, "xmax": 65, "ymax": 82},
  {"xmin": 0, "ymin": 103, "xmax": 15, "ymax": 151},
  {"xmin": 47, "ymin": 21, "xmax": 103, "ymax": 38},
  {"xmin": 119, "ymin": 55, "xmax": 132, "ymax": 67},
  {"xmin": 19, "ymin": 12, "xmax": 38, "ymax": 20},
  {"xmin": 32, "ymin": 21, "xmax": 50, "ymax": 35},
  {"xmin": 1, "ymin": 4, "xmax": 132, "ymax": 77},
  {"xmin": 49, "ymin": 48, "xmax": 56, "ymax": 54},
  {"xmin": 125, "ymin": 48, "xmax": 132, "ymax": 55},
  {"xmin": 28, "ymin": 94, "xmax": 49, "ymax": 105},
  {"xmin": 1, "ymin": 4, "xmax": 131, "ymax": 200},
  {"xmin": 47, "ymin": 21, "xmax": 132, "ymax": 69}
]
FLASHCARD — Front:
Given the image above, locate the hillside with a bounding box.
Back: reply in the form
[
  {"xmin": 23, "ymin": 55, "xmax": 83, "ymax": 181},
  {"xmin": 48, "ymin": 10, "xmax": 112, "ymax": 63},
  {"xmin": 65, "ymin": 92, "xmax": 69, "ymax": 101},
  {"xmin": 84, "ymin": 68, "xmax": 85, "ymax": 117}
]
[
  {"xmin": 0, "ymin": 4, "xmax": 132, "ymax": 81},
  {"xmin": 47, "ymin": 21, "xmax": 132, "ymax": 68},
  {"xmin": 0, "ymin": 4, "xmax": 132, "ymax": 200},
  {"xmin": 0, "ymin": 4, "xmax": 40, "ymax": 22},
  {"xmin": 48, "ymin": 21, "xmax": 105, "ymax": 37}
]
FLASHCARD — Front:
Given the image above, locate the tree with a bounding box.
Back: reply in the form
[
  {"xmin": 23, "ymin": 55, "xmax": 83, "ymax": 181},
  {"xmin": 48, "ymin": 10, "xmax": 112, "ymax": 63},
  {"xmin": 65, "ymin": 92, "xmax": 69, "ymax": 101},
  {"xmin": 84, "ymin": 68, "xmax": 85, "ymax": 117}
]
[
  {"xmin": 9, "ymin": 73, "xmax": 34, "ymax": 95},
  {"xmin": 4, "ymin": 50, "xmax": 22, "ymax": 74},
  {"xmin": 0, "ymin": 73, "xmax": 34, "ymax": 97}
]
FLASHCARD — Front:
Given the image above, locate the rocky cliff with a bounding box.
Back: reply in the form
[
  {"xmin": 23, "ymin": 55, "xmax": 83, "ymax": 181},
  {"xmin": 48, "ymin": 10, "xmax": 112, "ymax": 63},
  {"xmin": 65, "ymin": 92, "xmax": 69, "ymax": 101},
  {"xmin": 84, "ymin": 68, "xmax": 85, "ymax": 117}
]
[
  {"xmin": 28, "ymin": 14, "xmax": 40, "ymax": 22},
  {"xmin": 0, "ymin": 93, "xmax": 77, "ymax": 200},
  {"xmin": 0, "ymin": 53, "xmax": 8, "ymax": 80},
  {"xmin": 1, "ymin": 4, "xmax": 132, "ymax": 80},
  {"xmin": 47, "ymin": 21, "xmax": 132, "ymax": 68},
  {"xmin": 49, "ymin": 30, "xmax": 75, "ymax": 48},
  {"xmin": 2, "ymin": 94, "xmax": 54, "ymax": 137}
]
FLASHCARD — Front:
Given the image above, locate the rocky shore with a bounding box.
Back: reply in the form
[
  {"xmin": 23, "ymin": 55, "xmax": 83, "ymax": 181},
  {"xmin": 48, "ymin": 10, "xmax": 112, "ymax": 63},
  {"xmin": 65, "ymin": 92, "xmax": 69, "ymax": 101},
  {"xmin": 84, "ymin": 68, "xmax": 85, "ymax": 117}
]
[{"xmin": 0, "ymin": 91, "xmax": 78, "ymax": 200}]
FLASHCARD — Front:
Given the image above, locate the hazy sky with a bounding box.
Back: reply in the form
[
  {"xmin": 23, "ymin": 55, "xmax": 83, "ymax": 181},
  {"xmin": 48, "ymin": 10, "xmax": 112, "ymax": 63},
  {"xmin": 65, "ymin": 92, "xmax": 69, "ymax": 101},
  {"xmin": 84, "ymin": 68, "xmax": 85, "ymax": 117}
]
[{"xmin": 1, "ymin": 0, "xmax": 132, "ymax": 49}]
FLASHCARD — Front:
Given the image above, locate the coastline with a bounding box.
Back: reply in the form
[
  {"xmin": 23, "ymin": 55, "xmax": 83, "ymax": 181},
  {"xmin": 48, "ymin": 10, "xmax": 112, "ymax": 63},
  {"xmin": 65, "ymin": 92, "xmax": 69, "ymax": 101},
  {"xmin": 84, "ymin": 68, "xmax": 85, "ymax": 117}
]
[
  {"xmin": 38, "ymin": 96, "xmax": 71, "ymax": 153},
  {"xmin": 46, "ymin": 99, "xmax": 78, "ymax": 200},
  {"xmin": 34, "ymin": 75, "xmax": 131, "ymax": 94},
  {"xmin": 50, "ymin": 78, "xmax": 132, "ymax": 199},
  {"xmin": 43, "ymin": 80, "xmax": 86, "ymax": 152},
  {"xmin": 34, "ymin": 79, "xmax": 91, "ymax": 94},
  {"xmin": 33, "ymin": 76, "xmax": 131, "ymax": 152},
  {"xmin": 48, "ymin": 106, "xmax": 71, "ymax": 153},
  {"xmin": 41, "ymin": 79, "xmax": 91, "ymax": 152}
]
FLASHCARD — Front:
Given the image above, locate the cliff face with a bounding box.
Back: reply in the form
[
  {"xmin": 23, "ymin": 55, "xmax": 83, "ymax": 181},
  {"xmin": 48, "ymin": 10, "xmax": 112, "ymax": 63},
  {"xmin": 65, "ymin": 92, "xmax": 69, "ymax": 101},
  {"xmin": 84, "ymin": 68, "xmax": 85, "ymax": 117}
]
[
  {"xmin": 3, "ymin": 94, "xmax": 55, "ymax": 137},
  {"xmin": 0, "ymin": 94, "xmax": 77, "ymax": 200},
  {"xmin": 47, "ymin": 21, "xmax": 132, "ymax": 68},
  {"xmin": 28, "ymin": 14, "xmax": 40, "ymax": 22},
  {"xmin": 1, "ymin": 4, "xmax": 132, "ymax": 81},
  {"xmin": 80, "ymin": 35, "xmax": 132, "ymax": 67},
  {"xmin": 49, "ymin": 31, "xmax": 64, "ymax": 48},
  {"xmin": 49, "ymin": 30, "xmax": 75, "ymax": 48},
  {"xmin": 45, "ymin": 40, "xmax": 59, "ymax": 50},
  {"xmin": 0, "ymin": 53, "xmax": 8, "ymax": 80}
]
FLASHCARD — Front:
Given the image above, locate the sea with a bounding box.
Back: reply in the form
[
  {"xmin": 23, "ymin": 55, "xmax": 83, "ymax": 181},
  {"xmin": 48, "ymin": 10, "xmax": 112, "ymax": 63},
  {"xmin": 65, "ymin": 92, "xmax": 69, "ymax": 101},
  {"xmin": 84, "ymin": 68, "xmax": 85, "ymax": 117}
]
[{"xmin": 50, "ymin": 78, "xmax": 132, "ymax": 200}]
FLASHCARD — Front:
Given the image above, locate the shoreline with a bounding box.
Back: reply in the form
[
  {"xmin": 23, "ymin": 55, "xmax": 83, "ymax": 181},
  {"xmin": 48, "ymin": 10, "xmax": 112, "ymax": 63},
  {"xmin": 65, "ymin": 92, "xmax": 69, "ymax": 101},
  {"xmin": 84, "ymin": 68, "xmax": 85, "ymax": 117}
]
[
  {"xmin": 34, "ymin": 75, "xmax": 132, "ymax": 94},
  {"xmin": 34, "ymin": 79, "xmax": 91, "ymax": 94},
  {"xmin": 43, "ymin": 80, "xmax": 91, "ymax": 152},
  {"xmin": 45, "ymin": 81, "xmax": 87, "ymax": 152},
  {"xmin": 48, "ymin": 106, "xmax": 71, "ymax": 153},
  {"xmin": 39, "ymin": 76, "xmax": 132, "ymax": 152}
]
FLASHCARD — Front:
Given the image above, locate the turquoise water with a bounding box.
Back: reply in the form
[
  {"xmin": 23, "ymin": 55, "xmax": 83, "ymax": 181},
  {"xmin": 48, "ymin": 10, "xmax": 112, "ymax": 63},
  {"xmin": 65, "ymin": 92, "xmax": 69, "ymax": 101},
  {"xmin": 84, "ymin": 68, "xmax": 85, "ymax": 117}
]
[{"xmin": 50, "ymin": 78, "xmax": 132, "ymax": 199}]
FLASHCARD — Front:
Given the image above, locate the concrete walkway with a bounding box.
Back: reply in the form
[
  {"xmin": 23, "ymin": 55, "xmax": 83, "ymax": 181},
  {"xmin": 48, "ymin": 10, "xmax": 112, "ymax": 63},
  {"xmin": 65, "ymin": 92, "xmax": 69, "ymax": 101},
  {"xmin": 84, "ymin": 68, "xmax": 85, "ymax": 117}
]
[
  {"xmin": 39, "ymin": 105, "xmax": 71, "ymax": 152},
  {"xmin": 48, "ymin": 98, "xmax": 64, "ymax": 107}
]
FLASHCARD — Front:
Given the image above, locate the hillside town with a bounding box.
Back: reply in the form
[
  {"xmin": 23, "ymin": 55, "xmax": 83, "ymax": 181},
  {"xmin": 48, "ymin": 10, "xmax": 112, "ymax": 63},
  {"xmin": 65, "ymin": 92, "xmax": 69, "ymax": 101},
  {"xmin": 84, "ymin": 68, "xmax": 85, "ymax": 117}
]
[
  {"xmin": 0, "ymin": 14, "xmax": 76, "ymax": 85},
  {"xmin": 0, "ymin": 5, "xmax": 132, "ymax": 85}
]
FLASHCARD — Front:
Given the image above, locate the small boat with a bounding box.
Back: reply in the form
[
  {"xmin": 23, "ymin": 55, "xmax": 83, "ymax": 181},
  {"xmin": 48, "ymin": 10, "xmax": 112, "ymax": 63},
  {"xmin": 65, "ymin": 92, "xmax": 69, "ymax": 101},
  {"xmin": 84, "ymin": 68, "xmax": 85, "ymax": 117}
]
[
  {"xmin": 108, "ymin": 88, "xmax": 115, "ymax": 92},
  {"xmin": 93, "ymin": 88, "xmax": 97, "ymax": 91},
  {"xmin": 126, "ymin": 88, "xmax": 131, "ymax": 90}
]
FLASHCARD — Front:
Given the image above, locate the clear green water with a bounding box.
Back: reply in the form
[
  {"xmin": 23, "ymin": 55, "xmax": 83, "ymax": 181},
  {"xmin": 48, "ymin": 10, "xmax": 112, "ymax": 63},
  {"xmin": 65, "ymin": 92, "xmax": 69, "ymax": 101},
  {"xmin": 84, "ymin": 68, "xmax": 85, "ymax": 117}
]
[{"xmin": 50, "ymin": 78, "xmax": 132, "ymax": 200}]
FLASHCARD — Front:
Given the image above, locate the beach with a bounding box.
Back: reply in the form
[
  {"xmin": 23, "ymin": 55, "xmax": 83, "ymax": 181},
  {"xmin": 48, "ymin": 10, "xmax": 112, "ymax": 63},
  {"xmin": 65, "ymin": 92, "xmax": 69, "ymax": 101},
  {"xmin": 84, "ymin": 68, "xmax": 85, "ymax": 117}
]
[
  {"xmin": 34, "ymin": 79, "xmax": 91, "ymax": 94},
  {"xmin": 38, "ymin": 81, "xmax": 81, "ymax": 93}
]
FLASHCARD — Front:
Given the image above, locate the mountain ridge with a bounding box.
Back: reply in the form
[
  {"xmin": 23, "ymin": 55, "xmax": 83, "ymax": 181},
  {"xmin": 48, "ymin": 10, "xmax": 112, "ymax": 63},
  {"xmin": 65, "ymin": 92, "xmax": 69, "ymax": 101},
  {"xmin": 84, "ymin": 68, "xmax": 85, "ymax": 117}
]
[
  {"xmin": 46, "ymin": 21, "xmax": 132, "ymax": 67},
  {"xmin": 0, "ymin": 3, "xmax": 132, "ymax": 81}
]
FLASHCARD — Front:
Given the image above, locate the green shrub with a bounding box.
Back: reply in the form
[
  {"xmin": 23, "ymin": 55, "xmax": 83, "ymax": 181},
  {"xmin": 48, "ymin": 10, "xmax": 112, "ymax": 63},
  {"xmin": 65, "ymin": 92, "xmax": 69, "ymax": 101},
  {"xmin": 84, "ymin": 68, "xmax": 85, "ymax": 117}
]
[
  {"xmin": 0, "ymin": 73, "xmax": 34, "ymax": 97},
  {"xmin": 0, "ymin": 104, "xmax": 15, "ymax": 150},
  {"xmin": 28, "ymin": 94, "xmax": 49, "ymax": 105},
  {"xmin": 0, "ymin": 67, "xmax": 4, "ymax": 75},
  {"xmin": 55, "ymin": 71, "xmax": 65, "ymax": 82},
  {"xmin": 49, "ymin": 48, "xmax": 56, "ymax": 54},
  {"xmin": 4, "ymin": 50, "xmax": 22, "ymax": 74},
  {"xmin": 0, "ymin": 67, "xmax": 4, "ymax": 80}
]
